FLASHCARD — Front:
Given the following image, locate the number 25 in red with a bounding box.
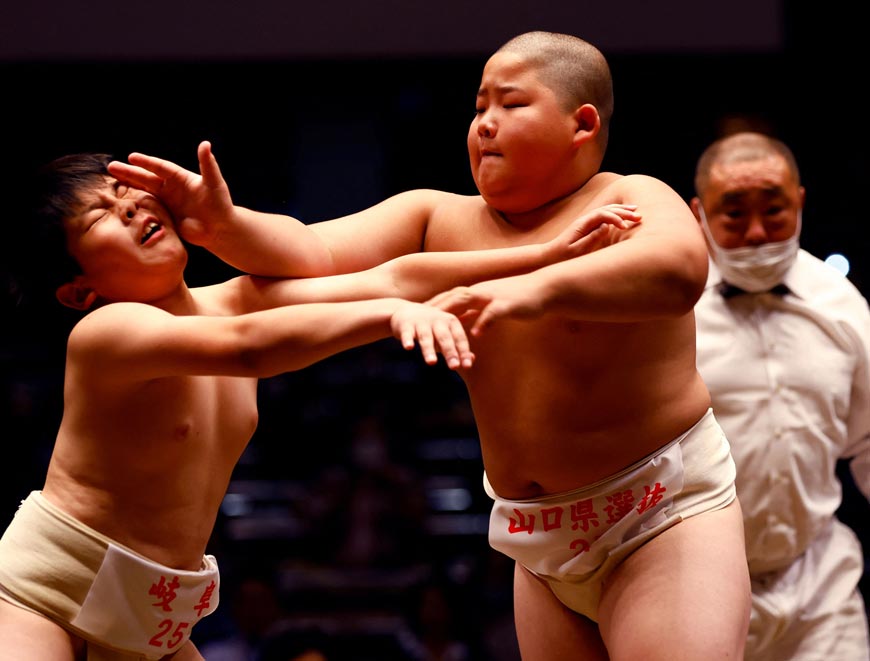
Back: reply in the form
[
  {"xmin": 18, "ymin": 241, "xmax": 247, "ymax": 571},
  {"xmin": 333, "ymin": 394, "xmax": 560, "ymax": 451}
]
[{"xmin": 149, "ymin": 619, "xmax": 190, "ymax": 649}]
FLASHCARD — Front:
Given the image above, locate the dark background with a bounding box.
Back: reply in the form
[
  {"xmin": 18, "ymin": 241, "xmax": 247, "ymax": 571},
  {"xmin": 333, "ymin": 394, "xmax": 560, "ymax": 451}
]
[
  {"xmin": 1, "ymin": 2, "xmax": 865, "ymax": 289},
  {"xmin": 1, "ymin": 2, "xmax": 868, "ymax": 658}
]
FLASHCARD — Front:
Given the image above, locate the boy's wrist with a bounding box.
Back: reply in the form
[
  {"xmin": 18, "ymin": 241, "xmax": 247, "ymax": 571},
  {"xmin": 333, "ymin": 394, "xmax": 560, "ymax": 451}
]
[
  {"xmin": 201, "ymin": 208, "xmax": 242, "ymax": 250},
  {"xmin": 538, "ymin": 240, "xmax": 556, "ymax": 266}
]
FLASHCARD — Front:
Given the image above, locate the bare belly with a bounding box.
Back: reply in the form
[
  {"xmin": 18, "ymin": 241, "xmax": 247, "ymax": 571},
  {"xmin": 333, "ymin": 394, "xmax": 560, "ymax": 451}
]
[
  {"xmin": 463, "ymin": 318, "xmax": 710, "ymax": 499},
  {"xmin": 42, "ymin": 463, "xmax": 233, "ymax": 571}
]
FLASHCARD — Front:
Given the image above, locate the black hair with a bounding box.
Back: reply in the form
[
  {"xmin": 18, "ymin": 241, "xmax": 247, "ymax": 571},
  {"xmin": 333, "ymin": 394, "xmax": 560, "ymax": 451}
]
[{"xmin": 9, "ymin": 153, "xmax": 113, "ymax": 309}]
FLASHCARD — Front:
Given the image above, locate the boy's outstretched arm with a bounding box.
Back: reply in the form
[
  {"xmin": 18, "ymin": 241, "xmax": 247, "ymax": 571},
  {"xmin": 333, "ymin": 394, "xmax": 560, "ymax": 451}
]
[
  {"xmin": 70, "ymin": 297, "xmax": 474, "ymax": 385},
  {"xmin": 228, "ymin": 204, "xmax": 641, "ymax": 311},
  {"xmin": 110, "ymin": 146, "xmax": 641, "ymax": 285},
  {"xmin": 108, "ymin": 141, "xmax": 335, "ymax": 277}
]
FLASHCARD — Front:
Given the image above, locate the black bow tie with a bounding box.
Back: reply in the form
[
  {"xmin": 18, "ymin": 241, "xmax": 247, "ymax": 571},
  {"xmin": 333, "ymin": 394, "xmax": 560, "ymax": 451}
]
[{"xmin": 719, "ymin": 283, "xmax": 790, "ymax": 298}]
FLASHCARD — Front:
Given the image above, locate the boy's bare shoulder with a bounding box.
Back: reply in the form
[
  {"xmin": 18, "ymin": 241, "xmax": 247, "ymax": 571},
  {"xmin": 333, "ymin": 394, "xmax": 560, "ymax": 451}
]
[
  {"xmin": 371, "ymin": 188, "xmax": 478, "ymax": 211},
  {"xmin": 570, "ymin": 171, "xmax": 624, "ymax": 205},
  {"xmin": 582, "ymin": 172, "xmax": 684, "ymax": 206},
  {"xmin": 426, "ymin": 192, "xmax": 493, "ymax": 248},
  {"xmin": 431, "ymin": 190, "xmax": 486, "ymax": 212},
  {"xmin": 66, "ymin": 302, "xmax": 167, "ymax": 354},
  {"xmin": 70, "ymin": 301, "xmax": 160, "ymax": 327},
  {"xmin": 399, "ymin": 188, "xmax": 484, "ymax": 215},
  {"xmin": 392, "ymin": 188, "xmax": 482, "ymax": 223},
  {"xmin": 610, "ymin": 172, "xmax": 681, "ymax": 195}
]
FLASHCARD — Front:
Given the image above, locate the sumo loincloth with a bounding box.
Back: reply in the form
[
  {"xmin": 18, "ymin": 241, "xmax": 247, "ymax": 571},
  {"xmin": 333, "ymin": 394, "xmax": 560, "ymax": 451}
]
[
  {"xmin": 0, "ymin": 491, "xmax": 220, "ymax": 660},
  {"xmin": 484, "ymin": 408, "xmax": 736, "ymax": 621}
]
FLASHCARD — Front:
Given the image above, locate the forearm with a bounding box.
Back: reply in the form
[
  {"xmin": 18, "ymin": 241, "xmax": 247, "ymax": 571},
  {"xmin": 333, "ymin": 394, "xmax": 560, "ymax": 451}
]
[
  {"xmin": 383, "ymin": 243, "xmax": 550, "ymax": 301},
  {"xmin": 225, "ymin": 200, "xmax": 634, "ymax": 309},
  {"xmin": 83, "ymin": 298, "xmax": 466, "ymax": 381},
  {"xmin": 207, "ymin": 206, "xmax": 336, "ymax": 278},
  {"xmin": 234, "ymin": 298, "xmax": 400, "ymax": 375},
  {"xmin": 235, "ymin": 242, "xmax": 552, "ymax": 311},
  {"xmin": 524, "ymin": 237, "xmax": 707, "ymax": 322}
]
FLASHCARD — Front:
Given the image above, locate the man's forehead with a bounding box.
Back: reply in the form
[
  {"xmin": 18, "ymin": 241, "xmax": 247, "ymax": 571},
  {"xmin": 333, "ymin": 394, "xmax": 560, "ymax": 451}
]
[{"xmin": 709, "ymin": 156, "xmax": 793, "ymax": 192}]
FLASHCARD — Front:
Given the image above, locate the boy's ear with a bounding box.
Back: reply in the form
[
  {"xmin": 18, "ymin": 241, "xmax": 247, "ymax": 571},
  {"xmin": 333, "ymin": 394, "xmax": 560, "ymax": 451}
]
[
  {"xmin": 56, "ymin": 276, "xmax": 98, "ymax": 311},
  {"xmin": 689, "ymin": 197, "xmax": 703, "ymax": 224},
  {"xmin": 573, "ymin": 104, "xmax": 601, "ymax": 146}
]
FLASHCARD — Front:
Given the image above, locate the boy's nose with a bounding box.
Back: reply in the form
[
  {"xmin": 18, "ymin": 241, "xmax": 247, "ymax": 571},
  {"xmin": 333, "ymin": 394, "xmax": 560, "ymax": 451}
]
[
  {"xmin": 477, "ymin": 116, "xmax": 495, "ymax": 138},
  {"xmin": 119, "ymin": 199, "xmax": 137, "ymax": 222}
]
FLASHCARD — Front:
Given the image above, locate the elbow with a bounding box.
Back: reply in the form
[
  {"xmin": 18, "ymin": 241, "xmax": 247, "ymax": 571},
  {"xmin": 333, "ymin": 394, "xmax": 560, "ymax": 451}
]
[
  {"xmin": 235, "ymin": 346, "xmax": 270, "ymax": 377},
  {"xmin": 291, "ymin": 246, "xmax": 337, "ymax": 278},
  {"xmin": 673, "ymin": 251, "xmax": 709, "ymax": 312},
  {"xmin": 657, "ymin": 247, "xmax": 708, "ymax": 316},
  {"xmin": 235, "ymin": 345, "xmax": 303, "ymax": 378},
  {"xmin": 231, "ymin": 321, "xmax": 286, "ymax": 378},
  {"xmin": 381, "ymin": 258, "xmax": 424, "ymax": 301},
  {"xmin": 671, "ymin": 278, "xmax": 705, "ymax": 315}
]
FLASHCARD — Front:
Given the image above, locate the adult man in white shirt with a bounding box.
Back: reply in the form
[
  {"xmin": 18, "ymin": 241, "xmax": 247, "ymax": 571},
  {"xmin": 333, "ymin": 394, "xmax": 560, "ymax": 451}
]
[{"xmin": 691, "ymin": 131, "xmax": 870, "ymax": 660}]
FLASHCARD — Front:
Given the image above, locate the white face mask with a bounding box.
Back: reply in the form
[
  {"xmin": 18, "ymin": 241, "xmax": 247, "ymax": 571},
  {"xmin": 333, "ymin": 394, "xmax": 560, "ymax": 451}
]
[{"xmin": 698, "ymin": 206, "xmax": 800, "ymax": 293}]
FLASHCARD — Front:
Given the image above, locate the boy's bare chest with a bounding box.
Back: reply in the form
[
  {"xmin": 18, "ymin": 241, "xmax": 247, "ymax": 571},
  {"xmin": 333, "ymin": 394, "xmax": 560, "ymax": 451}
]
[
  {"xmin": 80, "ymin": 374, "xmax": 259, "ymax": 449},
  {"xmin": 428, "ymin": 198, "xmax": 606, "ymax": 251},
  {"xmin": 158, "ymin": 375, "xmax": 258, "ymax": 439}
]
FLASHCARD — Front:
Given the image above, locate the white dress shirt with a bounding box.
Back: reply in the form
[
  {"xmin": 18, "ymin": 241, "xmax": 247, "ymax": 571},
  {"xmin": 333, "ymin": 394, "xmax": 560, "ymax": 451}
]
[{"xmin": 695, "ymin": 249, "xmax": 870, "ymax": 575}]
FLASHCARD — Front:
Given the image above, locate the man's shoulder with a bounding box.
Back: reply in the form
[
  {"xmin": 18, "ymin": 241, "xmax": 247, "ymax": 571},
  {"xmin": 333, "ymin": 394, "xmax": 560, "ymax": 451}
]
[
  {"xmin": 792, "ymin": 250, "xmax": 866, "ymax": 300},
  {"xmin": 788, "ymin": 250, "xmax": 870, "ymax": 326}
]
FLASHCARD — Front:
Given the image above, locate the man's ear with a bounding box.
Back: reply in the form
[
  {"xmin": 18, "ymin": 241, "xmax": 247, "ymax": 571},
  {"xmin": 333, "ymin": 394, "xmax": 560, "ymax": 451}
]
[
  {"xmin": 572, "ymin": 104, "xmax": 600, "ymax": 146},
  {"xmin": 56, "ymin": 276, "xmax": 98, "ymax": 311}
]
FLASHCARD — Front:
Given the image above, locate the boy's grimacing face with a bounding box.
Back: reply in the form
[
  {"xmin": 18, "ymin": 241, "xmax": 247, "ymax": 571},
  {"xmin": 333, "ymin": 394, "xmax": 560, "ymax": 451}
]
[
  {"xmin": 62, "ymin": 176, "xmax": 188, "ymax": 304},
  {"xmin": 467, "ymin": 52, "xmax": 580, "ymax": 212}
]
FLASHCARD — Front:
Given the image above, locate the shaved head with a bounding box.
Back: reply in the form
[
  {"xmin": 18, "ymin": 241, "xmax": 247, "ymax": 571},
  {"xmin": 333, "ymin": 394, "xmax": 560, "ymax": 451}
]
[
  {"xmin": 496, "ymin": 31, "xmax": 614, "ymax": 149},
  {"xmin": 694, "ymin": 132, "xmax": 800, "ymax": 197}
]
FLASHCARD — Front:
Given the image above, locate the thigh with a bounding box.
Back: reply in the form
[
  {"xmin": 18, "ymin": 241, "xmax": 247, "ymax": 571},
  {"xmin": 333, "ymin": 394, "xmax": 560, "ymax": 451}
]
[
  {"xmin": 0, "ymin": 597, "xmax": 82, "ymax": 661},
  {"xmin": 166, "ymin": 640, "xmax": 205, "ymax": 661},
  {"xmin": 86, "ymin": 639, "xmax": 203, "ymax": 661},
  {"xmin": 513, "ymin": 562, "xmax": 609, "ymax": 661},
  {"xmin": 598, "ymin": 500, "xmax": 751, "ymax": 661}
]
